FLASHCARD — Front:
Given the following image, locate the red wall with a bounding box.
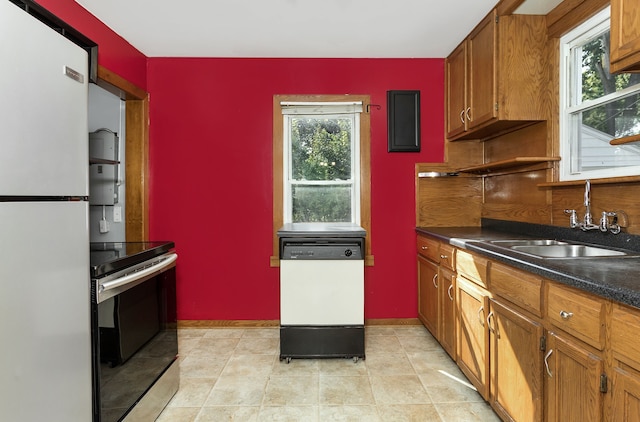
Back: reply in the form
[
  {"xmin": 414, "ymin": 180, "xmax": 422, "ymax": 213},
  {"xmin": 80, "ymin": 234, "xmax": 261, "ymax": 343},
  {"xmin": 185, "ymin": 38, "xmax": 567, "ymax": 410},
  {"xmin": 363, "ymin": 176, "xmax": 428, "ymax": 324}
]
[
  {"xmin": 36, "ymin": 0, "xmax": 147, "ymax": 89},
  {"xmin": 30, "ymin": 1, "xmax": 447, "ymax": 321},
  {"xmin": 146, "ymin": 58, "xmax": 445, "ymax": 320}
]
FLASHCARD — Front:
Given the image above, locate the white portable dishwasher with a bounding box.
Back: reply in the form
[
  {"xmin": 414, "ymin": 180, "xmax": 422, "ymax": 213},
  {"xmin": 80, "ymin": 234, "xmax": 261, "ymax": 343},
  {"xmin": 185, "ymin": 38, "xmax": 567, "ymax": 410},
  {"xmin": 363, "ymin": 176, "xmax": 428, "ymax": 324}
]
[{"xmin": 277, "ymin": 223, "xmax": 366, "ymax": 363}]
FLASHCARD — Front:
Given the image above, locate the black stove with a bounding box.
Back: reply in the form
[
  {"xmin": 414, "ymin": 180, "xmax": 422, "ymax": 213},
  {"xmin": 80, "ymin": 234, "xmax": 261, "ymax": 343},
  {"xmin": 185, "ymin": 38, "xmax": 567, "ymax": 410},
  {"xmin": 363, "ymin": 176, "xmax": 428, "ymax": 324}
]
[
  {"xmin": 89, "ymin": 240, "xmax": 178, "ymax": 421},
  {"xmin": 90, "ymin": 241, "xmax": 174, "ymax": 278}
]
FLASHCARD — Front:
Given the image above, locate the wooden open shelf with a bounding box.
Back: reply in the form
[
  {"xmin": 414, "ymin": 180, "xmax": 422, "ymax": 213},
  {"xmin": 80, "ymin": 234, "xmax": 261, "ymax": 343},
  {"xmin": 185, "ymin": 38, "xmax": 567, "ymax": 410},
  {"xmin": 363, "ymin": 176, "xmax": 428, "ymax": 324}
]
[
  {"xmin": 90, "ymin": 157, "xmax": 120, "ymax": 165},
  {"xmin": 457, "ymin": 157, "xmax": 560, "ymax": 175}
]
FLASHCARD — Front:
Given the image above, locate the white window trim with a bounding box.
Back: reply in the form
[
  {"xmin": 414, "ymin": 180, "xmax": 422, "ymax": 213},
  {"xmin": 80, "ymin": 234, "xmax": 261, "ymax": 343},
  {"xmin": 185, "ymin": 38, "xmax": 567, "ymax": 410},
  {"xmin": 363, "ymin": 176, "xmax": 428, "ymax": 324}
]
[
  {"xmin": 559, "ymin": 6, "xmax": 640, "ymax": 181},
  {"xmin": 281, "ymin": 102, "xmax": 362, "ymax": 224}
]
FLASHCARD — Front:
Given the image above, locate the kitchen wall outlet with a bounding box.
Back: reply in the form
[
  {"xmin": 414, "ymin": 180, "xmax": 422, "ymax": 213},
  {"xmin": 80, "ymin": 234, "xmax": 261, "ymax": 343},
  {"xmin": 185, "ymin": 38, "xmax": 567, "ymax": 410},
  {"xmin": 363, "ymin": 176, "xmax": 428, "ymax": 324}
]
[{"xmin": 113, "ymin": 206, "xmax": 122, "ymax": 223}]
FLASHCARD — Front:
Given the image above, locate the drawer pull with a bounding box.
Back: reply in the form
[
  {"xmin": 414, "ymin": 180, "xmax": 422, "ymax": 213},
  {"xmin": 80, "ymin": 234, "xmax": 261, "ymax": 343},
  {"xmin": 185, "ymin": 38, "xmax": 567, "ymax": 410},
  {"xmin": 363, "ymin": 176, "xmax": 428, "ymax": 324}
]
[
  {"xmin": 544, "ymin": 349, "xmax": 553, "ymax": 377},
  {"xmin": 421, "ymin": 246, "xmax": 428, "ymax": 250},
  {"xmin": 432, "ymin": 273, "xmax": 438, "ymax": 288},
  {"xmin": 559, "ymin": 310, "xmax": 574, "ymax": 320},
  {"xmin": 440, "ymin": 254, "xmax": 448, "ymax": 259},
  {"xmin": 447, "ymin": 284, "xmax": 454, "ymax": 301}
]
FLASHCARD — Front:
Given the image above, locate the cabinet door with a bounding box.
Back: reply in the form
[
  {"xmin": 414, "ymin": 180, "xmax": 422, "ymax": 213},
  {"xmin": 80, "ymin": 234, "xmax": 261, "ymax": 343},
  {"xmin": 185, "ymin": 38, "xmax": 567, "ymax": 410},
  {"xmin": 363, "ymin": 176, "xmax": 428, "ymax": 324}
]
[
  {"xmin": 611, "ymin": 366, "xmax": 640, "ymax": 422},
  {"xmin": 489, "ymin": 298, "xmax": 544, "ymax": 422},
  {"xmin": 439, "ymin": 267, "xmax": 456, "ymax": 360},
  {"xmin": 418, "ymin": 255, "xmax": 439, "ymax": 337},
  {"xmin": 467, "ymin": 10, "xmax": 497, "ymax": 129},
  {"xmin": 610, "ymin": 0, "xmax": 640, "ymax": 73},
  {"xmin": 611, "ymin": 303, "xmax": 640, "ymax": 421},
  {"xmin": 446, "ymin": 42, "xmax": 467, "ymax": 138},
  {"xmin": 456, "ymin": 275, "xmax": 490, "ymax": 400},
  {"xmin": 545, "ymin": 332, "xmax": 604, "ymax": 422}
]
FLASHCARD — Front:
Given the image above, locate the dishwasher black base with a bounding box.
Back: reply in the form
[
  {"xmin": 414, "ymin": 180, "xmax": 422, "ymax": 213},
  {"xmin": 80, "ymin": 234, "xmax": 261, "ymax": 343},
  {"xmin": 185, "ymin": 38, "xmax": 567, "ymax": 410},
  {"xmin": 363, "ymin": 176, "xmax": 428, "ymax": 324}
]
[{"xmin": 279, "ymin": 325, "xmax": 365, "ymax": 362}]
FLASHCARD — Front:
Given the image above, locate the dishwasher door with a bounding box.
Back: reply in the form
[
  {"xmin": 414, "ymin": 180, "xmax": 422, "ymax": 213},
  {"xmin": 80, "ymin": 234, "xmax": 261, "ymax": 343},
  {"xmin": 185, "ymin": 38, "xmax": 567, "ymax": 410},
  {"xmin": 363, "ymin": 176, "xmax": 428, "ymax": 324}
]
[
  {"xmin": 278, "ymin": 237, "xmax": 365, "ymax": 361},
  {"xmin": 280, "ymin": 259, "xmax": 364, "ymax": 325}
]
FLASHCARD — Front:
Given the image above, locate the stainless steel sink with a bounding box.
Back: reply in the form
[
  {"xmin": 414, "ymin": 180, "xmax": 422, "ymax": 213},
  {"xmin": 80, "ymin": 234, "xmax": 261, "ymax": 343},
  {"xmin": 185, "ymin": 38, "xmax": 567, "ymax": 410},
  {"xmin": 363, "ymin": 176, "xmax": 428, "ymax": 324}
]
[
  {"xmin": 482, "ymin": 239, "xmax": 637, "ymax": 259},
  {"xmin": 511, "ymin": 244, "xmax": 627, "ymax": 258},
  {"xmin": 488, "ymin": 239, "xmax": 568, "ymax": 247}
]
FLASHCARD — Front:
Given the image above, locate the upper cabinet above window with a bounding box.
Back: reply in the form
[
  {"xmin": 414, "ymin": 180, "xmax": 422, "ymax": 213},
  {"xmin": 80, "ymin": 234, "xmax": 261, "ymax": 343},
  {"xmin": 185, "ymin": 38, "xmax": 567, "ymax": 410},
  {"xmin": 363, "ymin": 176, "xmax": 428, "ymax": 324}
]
[
  {"xmin": 610, "ymin": 0, "xmax": 640, "ymax": 73},
  {"xmin": 445, "ymin": 10, "xmax": 548, "ymax": 141}
]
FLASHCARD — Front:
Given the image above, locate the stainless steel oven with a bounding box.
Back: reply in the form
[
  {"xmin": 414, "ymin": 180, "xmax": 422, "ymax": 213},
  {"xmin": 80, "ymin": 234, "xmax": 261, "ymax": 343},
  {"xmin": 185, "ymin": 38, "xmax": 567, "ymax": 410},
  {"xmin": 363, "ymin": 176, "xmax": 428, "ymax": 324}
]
[{"xmin": 90, "ymin": 242, "xmax": 178, "ymax": 422}]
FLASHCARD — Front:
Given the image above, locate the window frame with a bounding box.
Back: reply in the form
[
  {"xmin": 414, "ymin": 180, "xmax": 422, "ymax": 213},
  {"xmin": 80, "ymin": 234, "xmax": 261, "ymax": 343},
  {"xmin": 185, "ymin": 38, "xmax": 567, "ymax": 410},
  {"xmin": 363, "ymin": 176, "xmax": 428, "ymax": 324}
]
[
  {"xmin": 559, "ymin": 6, "xmax": 640, "ymax": 181},
  {"xmin": 271, "ymin": 95, "xmax": 373, "ymax": 266}
]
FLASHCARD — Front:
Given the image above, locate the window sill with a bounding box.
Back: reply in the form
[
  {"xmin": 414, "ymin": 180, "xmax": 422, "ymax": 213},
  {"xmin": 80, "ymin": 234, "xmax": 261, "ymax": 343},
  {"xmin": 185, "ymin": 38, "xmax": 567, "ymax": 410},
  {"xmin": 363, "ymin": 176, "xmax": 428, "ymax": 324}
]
[
  {"xmin": 538, "ymin": 176, "xmax": 640, "ymax": 187},
  {"xmin": 610, "ymin": 134, "xmax": 640, "ymax": 145}
]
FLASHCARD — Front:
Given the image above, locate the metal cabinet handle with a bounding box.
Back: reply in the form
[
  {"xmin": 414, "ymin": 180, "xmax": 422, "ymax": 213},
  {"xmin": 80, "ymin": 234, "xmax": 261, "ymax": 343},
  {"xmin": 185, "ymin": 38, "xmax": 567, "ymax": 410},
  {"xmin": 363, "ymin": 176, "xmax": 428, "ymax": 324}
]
[
  {"xmin": 466, "ymin": 107, "xmax": 471, "ymax": 121},
  {"xmin": 432, "ymin": 273, "xmax": 438, "ymax": 288},
  {"xmin": 560, "ymin": 310, "xmax": 574, "ymax": 320},
  {"xmin": 478, "ymin": 306, "xmax": 485, "ymax": 326},
  {"xmin": 460, "ymin": 109, "xmax": 465, "ymax": 124},
  {"xmin": 544, "ymin": 349, "xmax": 554, "ymax": 377},
  {"xmin": 421, "ymin": 246, "xmax": 428, "ymax": 250},
  {"xmin": 440, "ymin": 254, "xmax": 448, "ymax": 259},
  {"xmin": 448, "ymin": 284, "xmax": 454, "ymax": 301},
  {"xmin": 487, "ymin": 311, "xmax": 496, "ymax": 334}
]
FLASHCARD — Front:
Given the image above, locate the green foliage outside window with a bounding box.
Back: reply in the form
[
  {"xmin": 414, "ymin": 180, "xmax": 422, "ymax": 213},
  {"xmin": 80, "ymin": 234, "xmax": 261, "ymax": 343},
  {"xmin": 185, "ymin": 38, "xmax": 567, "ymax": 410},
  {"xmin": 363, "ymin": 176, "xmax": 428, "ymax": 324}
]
[
  {"xmin": 580, "ymin": 31, "xmax": 640, "ymax": 138},
  {"xmin": 290, "ymin": 117, "xmax": 353, "ymax": 222}
]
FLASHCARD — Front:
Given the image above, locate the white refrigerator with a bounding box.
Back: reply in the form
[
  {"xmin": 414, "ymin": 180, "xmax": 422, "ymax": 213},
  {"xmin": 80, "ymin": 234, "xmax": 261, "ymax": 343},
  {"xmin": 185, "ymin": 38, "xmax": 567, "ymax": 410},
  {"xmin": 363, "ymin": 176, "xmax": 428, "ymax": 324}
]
[{"xmin": 0, "ymin": 1, "xmax": 93, "ymax": 420}]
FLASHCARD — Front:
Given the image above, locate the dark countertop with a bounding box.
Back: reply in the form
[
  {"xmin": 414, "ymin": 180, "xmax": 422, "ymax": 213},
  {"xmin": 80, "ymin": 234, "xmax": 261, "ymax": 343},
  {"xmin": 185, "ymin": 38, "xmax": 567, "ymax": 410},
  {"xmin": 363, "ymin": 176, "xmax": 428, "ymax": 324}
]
[{"xmin": 416, "ymin": 220, "xmax": 640, "ymax": 310}]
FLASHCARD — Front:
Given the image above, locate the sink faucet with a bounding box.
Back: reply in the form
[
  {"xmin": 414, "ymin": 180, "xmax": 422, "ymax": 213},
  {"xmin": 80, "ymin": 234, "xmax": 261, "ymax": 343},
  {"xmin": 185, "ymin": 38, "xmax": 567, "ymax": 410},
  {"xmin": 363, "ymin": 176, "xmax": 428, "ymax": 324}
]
[
  {"xmin": 564, "ymin": 179, "xmax": 627, "ymax": 234},
  {"xmin": 582, "ymin": 179, "xmax": 598, "ymax": 230}
]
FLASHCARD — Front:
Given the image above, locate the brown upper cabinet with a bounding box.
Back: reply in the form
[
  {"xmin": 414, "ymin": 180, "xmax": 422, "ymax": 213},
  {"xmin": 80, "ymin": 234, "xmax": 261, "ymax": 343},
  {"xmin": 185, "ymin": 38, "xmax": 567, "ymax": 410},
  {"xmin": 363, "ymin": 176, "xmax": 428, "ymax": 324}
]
[
  {"xmin": 610, "ymin": 0, "xmax": 640, "ymax": 73},
  {"xmin": 446, "ymin": 9, "xmax": 548, "ymax": 141}
]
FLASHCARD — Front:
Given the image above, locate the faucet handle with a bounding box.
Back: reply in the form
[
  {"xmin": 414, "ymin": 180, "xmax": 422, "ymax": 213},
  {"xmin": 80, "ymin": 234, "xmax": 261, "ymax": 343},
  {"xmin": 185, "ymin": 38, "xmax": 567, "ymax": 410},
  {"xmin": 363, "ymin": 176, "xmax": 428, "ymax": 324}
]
[
  {"xmin": 564, "ymin": 209, "xmax": 578, "ymax": 229},
  {"xmin": 599, "ymin": 211, "xmax": 612, "ymax": 232}
]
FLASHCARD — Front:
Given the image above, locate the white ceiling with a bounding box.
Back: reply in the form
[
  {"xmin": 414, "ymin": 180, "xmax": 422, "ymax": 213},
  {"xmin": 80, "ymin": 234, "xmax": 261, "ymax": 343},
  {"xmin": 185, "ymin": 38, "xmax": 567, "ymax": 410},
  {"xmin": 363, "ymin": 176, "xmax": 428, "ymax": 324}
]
[{"xmin": 74, "ymin": 0, "xmax": 561, "ymax": 58}]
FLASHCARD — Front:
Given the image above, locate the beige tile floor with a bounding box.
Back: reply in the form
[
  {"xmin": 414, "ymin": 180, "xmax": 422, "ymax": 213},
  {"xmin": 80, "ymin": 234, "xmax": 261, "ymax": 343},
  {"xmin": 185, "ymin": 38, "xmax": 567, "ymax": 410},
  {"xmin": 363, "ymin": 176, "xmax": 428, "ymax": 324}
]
[{"xmin": 156, "ymin": 325, "xmax": 500, "ymax": 421}]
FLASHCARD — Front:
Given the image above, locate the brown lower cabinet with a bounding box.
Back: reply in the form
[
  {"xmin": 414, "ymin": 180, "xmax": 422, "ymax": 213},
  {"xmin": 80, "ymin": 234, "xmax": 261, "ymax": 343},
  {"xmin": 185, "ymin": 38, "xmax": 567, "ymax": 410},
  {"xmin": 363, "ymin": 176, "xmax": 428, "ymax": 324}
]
[
  {"xmin": 489, "ymin": 298, "xmax": 544, "ymax": 422},
  {"xmin": 544, "ymin": 332, "xmax": 604, "ymax": 421},
  {"xmin": 611, "ymin": 303, "xmax": 640, "ymax": 421},
  {"xmin": 439, "ymin": 267, "xmax": 456, "ymax": 360},
  {"xmin": 611, "ymin": 366, "xmax": 640, "ymax": 421},
  {"xmin": 417, "ymin": 235, "xmax": 456, "ymax": 359},
  {"xmin": 456, "ymin": 275, "xmax": 490, "ymax": 400},
  {"xmin": 416, "ymin": 234, "xmax": 640, "ymax": 421},
  {"xmin": 417, "ymin": 254, "xmax": 438, "ymax": 336}
]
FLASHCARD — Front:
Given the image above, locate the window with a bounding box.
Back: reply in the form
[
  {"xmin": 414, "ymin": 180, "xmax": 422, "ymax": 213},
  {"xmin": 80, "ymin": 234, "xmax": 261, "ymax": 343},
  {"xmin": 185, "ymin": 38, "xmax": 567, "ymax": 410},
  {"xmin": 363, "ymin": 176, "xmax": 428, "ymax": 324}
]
[
  {"xmin": 282, "ymin": 102, "xmax": 361, "ymax": 224},
  {"xmin": 271, "ymin": 95, "xmax": 372, "ymax": 266},
  {"xmin": 560, "ymin": 6, "xmax": 640, "ymax": 181}
]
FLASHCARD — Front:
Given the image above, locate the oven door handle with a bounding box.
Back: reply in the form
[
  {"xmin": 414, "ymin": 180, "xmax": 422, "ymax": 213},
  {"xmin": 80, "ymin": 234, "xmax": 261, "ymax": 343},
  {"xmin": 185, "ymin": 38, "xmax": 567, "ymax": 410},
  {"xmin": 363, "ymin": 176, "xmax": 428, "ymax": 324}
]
[{"xmin": 100, "ymin": 253, "xmax": 178, "ymax": 293}]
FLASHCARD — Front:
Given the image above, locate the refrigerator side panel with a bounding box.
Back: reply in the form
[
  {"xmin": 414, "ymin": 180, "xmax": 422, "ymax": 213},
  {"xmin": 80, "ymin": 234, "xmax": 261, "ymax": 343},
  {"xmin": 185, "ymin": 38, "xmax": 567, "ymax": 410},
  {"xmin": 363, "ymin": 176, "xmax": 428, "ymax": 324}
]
[
  {"xmin": 0, "ymin": 202, "xmax": 92, "ymax": 421},
  {"xmin": 0, "ymin": 1, "xmax": 89, "ymax": 197}
]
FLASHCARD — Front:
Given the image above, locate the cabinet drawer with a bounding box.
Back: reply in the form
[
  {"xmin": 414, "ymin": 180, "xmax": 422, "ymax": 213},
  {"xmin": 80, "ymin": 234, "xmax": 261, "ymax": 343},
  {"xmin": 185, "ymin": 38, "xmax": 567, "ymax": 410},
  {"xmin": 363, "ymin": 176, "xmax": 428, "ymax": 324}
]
[
  {"xmin": 417, "ymin": 235, "xmax": 440, "ymax": 262},
  {"xmin": 456, "ymin": 249, "xmax": 488, "ymax": 289},
  {"xmin": 547, "ymin": 283, "xmax": 605, "ymax": 350},
  {"xmin": 490, "ymin": 262, "xmax": 542, "ymax": 317},
  {"xmin": 439, "ymin": 243, "xmax": 455, "ymax": 270},
  {"xmin": 612, "ymin": 304, "xmax": 640, "ymax": 365}
]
